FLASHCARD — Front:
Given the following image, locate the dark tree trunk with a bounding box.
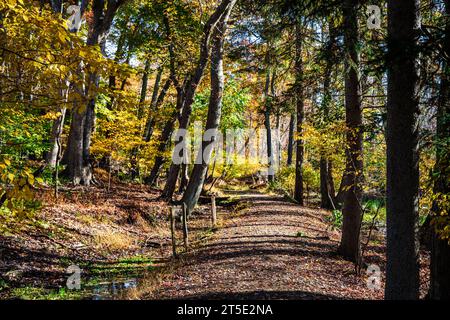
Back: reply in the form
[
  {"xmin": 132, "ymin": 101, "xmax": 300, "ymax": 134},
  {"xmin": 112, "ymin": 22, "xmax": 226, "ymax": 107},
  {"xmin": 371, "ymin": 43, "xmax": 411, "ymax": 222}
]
[
  {"xmin": 149, "ymin": 66, "xmax": 164, "ymax": 114},
  {"xmin": 327, "ymin": 160, "xmax": 336, "ymax": 200},
  {"xmin": 159, "ymin": 90, "xmax": 185, "ymax": 194},
  {"xmin": 430, "ymin": 0, "xmax": 450, "ymax": 301},
  {"xmin": 146, "ymin": 74, "xmax": 185, "ymax": 186},
  {"xmin": 335, "ymin": 171, "xmax": 350, "ymax": 206},
  {"xmin": 320, "ymin": 158, "xmax": 336, "ymax": 210},
  {"xmin": 162, "ymin": 0, "xmax": 236, "ymax": 200},
  {"xmin": 287, "ymin": 113, "xmax": 295, "ymax": 166},
  {"xmin": 294, "ymin": 24, "xmax": 304, "ymax": 205},
  {"xmin": 385, "ymin": 0, "xmax": 421, "ymax": 300},
  {"xmin": 178, "ymin": 163, "xmax": 189, "ymax": 193},
  {"xmin": 163, "ymin": 159, "xmax": 181, "ymax": 197},
  {"xmin": 431, "ymin": 229, "xmax": 450, "ymax": 300},
  {"xmin": 137, "ymin": 59, "xmax": 151, "ymax": 119},
  {"xmin": 320, "ymin": 158, "xmax": 329, "ymax": 208},
  {"xmin": 338, "ymin": 0, "xmax": 363, "ymax": 263},
  {"xmin": 182, "ymin": 4, "xmax": 234, "ymax": 212},
  {"xmin": 80, "ymin": 74, "xmax": 99, "ymax": 185},
  {"xmin": 49, "ymin": 0, "xmax": 63, "ymax": 13},
  {"xmin": 321, "ymin": 20, "xmax": 335, "ymax": 122}
]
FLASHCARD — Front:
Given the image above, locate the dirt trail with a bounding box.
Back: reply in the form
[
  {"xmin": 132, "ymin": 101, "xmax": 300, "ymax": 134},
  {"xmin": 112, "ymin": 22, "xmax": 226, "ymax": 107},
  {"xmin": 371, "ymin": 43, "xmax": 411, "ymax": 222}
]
[{"xmin": 148, "ymin": 191, "xmax": 385, "ymax": 300}]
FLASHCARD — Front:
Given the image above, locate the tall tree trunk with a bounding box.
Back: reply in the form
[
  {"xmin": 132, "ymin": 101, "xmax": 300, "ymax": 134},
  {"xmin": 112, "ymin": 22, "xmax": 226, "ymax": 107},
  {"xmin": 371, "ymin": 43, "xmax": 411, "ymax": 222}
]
[
  {"xmin": 320, "ymin": 158, "xmax": 329, "ymax": 208},
  {"xmin": 107, "ymin": 28, "xmax": 127, "ymax": 110},
  {"xmin": 99, "ymin": 27, "xmax": 128, "ymax": 170},
  {"xmin": 149, "ymin": 66, "xmax": 164, "ymax": 113},
  {"xmin": 294, "ymin": 24, "xmax": 304, "ymax": 205},
  {"xmin": 137, "ymin": 59, "xmax": 151, "ymax": 119},
  {"xmin": 162, "ymin": 0, "xmax": 236, "ymax": 200},
  {"xmin": 62, "ymin": 0, "xmax": 123, "ymax": 185},
  {"xmin": 287, "ymin": 113, "xmax": 295, "ymax": 166},
  {"xmin": 182, "ymin": 5, "xmax": 233, "ymax": 212},
  {"xmin": 46, "ymin": 2, "xmax": 69, "ymax": 167},
  {"xmin": 130, "ymin": 59, "xmax": 152, "ymax": 179},
  {"xmin": 430, "ymin": 0, "xmax": 450, "ymax": 301},
  {"xmin": 80, "ymin": 72, "xmax": 99, "ymax": 185},
  {"xmin": 385, "ymin": 0, "xmax": 421, "ymax": 300},
  {"xmin": 264, "ymin": 70, "xmax": 274, "ymax": 182},
  {"xmin": 142, "ymin": 65, "xmax": 164, "ymax": 141},
  {"xmin": 272, "ymin": 72, "xmax": 281, "ymax": 174},
  {"xmin": 338, "ymin": 0, "xmax": 363, "ymax": 263},
  {"xmin": 320, "ymin": 19, "xmax": 337, "ymax": 210}
]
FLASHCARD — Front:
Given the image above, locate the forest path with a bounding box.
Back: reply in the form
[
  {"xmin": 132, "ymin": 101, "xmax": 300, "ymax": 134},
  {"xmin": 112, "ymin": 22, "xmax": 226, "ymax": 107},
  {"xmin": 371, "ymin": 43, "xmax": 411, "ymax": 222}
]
[{"xmin": 148, "ymin": 190, "xmax": 383, "ymax": 300}]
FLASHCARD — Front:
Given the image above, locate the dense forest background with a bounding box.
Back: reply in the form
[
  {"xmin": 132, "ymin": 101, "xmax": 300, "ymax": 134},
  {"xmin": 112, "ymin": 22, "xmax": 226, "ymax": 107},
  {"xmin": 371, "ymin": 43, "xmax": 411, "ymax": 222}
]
[{"xmin": 0, "ymin": 0, "xmax": 449, "ymax": 300}]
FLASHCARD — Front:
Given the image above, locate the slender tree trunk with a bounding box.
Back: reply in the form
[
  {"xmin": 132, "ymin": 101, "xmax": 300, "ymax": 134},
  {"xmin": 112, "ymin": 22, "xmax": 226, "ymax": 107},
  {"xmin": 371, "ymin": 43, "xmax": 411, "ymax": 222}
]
[
  {"xmin": 385, "ymin": 0, "xmax": 421, "ymax": 300},
  {"xmin": 99, "ymin": 29, "xmax": 128, "ymax": 170},
  {"xmin": 320, "ymin": 157, "xmax": 337, "ymax": 210},
  {"xmin": 137, "ymin": 59, "xmax": 151, "ymax": 119},
  {"xmin": 46, "ymin": 2, "xmax": 71, "ymax": 168},
  {"xmin": 144, "ymin": 77, "xmax": 172, "ymax": 142},
  {"xmin": 178, "ymin": 163, "xmax": 189, "ymax": 193},
  {"xmin": 146, "ymin": 106, "xmax": 180, "ymax": 185},
  {"xmin": 149, "ymin": 66, "xmax": 164, "ymax": 113},
  {"xmin": 130, "ymin": 60, "xmax": 152, "ymax": 179},
  {"xmin": 272, "ymin": 74, "xmax": 281, "ymax": 173},
  {"xmin": 430, "ymin": 0, "xmax": 450, "ymax": 301},
  {"xmin": 294, "ymin": 24, "xmax": 304, "ymax": 205},
  {"xmin": 320, "ymin": 158, "xmax": 335, "ymax": 209},
  {"xmin": 182, "ymin": 5, "xmax": 233, "ymax": 212},
  {"xmin": 47, "ymin": 108, "xmax": 67, "ymax": 167},
  {"xmin": 320, "ymin": 19, "xmax": 337, "ymax": 209},
  {"xmin": 320, "ymin": 158, "xmax": 328, "ymax": 207},
  {"xmin": 107, "ymin": 29, "xmax": 127, "ymax": 110},
  {"xmin": 158, "ymin": 90, "xmax": 186, "ymax": 192},
  {"xmin": 264, "ymin": 70, "xmax": 274, "ymax": 182},
  {"xmin": 162, "ymin": 0, "xmax": 236, "ymax": 200},
  {"xmin": 47, "ymin": 78, "xmax": 69, "ymax": 169},
  {"xmin": 142, "ymin": 66, "xmax": 164, "ymax": 141},
  {"xmin": 327, "ymin": 160, "xmax": 336, "ymax": 201},
  {"xmin": 287, "ymin": 113, "xmax": 295, "ymax": 166},
  {"xmin": 338, "ymin": 0, "xmax": 363, "ymax": 263},
  {"xmin": 276, "ymin": 112, "xmax": 281, "ymax": 170}
]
